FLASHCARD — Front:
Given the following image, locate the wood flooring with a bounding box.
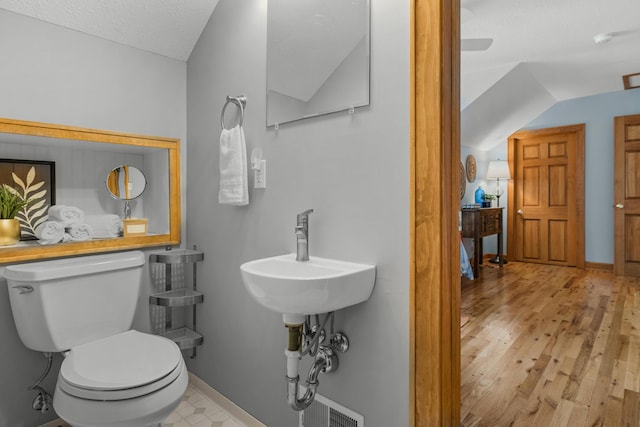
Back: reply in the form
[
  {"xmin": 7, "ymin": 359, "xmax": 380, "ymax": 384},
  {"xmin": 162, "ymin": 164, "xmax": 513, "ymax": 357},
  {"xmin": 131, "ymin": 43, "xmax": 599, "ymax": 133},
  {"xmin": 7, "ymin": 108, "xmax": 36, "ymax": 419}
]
[{"xmin": 461, "ymin": 261, "xmax": 640, "ymax": 426}]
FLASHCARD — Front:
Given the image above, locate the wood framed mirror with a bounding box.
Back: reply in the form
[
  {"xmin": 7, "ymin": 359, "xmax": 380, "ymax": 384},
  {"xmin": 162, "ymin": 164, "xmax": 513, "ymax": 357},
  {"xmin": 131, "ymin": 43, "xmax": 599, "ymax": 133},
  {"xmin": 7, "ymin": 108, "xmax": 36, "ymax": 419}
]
[{"xmin": 0, "ymin": 117, "xmax": 180, "ymax": 263}]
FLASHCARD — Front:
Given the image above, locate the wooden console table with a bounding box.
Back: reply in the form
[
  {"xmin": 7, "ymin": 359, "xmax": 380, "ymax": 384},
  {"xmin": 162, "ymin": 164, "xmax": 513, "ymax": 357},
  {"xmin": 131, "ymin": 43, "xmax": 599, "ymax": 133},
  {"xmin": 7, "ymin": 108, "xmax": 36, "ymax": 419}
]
[{"xmin": 461, "ymin": 207, "xmax": 504, "ymax": 277}]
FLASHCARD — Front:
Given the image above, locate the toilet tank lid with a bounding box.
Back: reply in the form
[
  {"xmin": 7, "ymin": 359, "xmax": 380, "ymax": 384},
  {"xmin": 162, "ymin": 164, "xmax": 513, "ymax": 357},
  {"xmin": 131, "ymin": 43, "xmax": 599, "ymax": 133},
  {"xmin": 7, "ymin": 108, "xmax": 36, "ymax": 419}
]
[{"xmin": 5, "ymin": 251, "xmax": 145, "ymax": 282}]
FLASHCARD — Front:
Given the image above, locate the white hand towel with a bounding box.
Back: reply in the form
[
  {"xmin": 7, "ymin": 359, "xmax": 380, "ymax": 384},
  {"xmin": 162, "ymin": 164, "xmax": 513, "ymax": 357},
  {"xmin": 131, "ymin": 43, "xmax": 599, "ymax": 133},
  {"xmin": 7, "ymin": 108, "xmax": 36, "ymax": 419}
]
[
  {"xmin": 35, "ymin": 221, "xmax": 65, "ymax": 244},
  {"xmin": 84, "ymin": 214, "xmax": 123, "ymax": 238},
  {"xmin": 66, "ymin": 223, "xmax": 94, "ymax": 241},
  {"xmin": 48, "ymin": 205, "xmax": 85, "ymax": 226},
  {"xmin": 218, "ymin": 125, "xmax": 249, "ymax": 206}
]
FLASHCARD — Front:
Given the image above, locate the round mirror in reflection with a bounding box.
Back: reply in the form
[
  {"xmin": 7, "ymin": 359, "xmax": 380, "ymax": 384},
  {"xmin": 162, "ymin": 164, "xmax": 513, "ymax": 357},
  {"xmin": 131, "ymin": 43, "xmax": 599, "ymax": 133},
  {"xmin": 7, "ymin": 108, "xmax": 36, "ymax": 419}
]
[{"xmin": 106, "ymin": 165, "xmax": 146, "ymax": 200}]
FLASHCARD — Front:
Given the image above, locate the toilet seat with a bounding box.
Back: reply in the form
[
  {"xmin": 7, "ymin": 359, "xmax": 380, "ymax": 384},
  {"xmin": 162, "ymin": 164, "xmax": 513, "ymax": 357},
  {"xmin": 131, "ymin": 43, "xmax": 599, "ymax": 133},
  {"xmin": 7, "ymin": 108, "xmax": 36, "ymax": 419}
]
[{"xmin": 58, "ymin": 330, "xmax": 183, "ymax": 401}]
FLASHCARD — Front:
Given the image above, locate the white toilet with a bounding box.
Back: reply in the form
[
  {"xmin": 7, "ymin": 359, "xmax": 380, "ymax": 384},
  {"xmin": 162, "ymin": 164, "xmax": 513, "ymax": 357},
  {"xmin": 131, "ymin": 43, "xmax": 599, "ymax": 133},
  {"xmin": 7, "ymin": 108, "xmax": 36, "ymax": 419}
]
[{"xmin": 5, "ymin": 251, "xmax": 188, "ymax": 427}]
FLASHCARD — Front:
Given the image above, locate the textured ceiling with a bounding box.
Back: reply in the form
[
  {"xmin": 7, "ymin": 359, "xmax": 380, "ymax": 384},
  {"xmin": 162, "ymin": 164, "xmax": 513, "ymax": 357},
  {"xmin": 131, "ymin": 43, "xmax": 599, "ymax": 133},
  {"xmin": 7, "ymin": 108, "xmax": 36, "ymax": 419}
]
[
  {"xmin": 0, "ymin": 0, "xmax": 219, "ymax": 60},
  {"xmin": 461, "ymin": 0, "xmax": 640, "ymax": 150},
  {"xmin": 2, "ymin": 0, "xmax": 637, "ymax": 99},
  {"xmin": 462, "ymin": 0, "xmax": 640, "ymax": 106},
  {"xmin": 1, "ymin": 0, "xmax": 637, "ymax": 149}
]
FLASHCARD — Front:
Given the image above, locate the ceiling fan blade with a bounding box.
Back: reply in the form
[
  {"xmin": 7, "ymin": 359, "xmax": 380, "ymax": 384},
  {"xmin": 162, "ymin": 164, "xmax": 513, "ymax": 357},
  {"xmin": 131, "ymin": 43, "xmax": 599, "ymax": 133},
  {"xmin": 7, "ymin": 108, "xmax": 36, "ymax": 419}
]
[{"xmin": 461, "ymin": 38, "xmax": 493, "ymax": 51}]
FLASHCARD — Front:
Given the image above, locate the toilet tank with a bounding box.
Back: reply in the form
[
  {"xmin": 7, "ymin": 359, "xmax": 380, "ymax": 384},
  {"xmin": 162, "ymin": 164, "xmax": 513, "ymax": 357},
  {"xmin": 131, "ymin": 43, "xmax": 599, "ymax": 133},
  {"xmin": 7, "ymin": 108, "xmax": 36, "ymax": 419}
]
[{"xmin": 5, "ymin": 251, "xmax": 145, "ymax": 352}]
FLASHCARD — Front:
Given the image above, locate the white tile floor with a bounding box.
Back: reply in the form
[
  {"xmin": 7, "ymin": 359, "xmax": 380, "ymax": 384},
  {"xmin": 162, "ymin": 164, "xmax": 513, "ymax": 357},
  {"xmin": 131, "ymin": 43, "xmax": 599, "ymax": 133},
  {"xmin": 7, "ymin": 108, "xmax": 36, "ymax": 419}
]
[
  {"xmin": 163, "ymin": 383, "xmax": 247, "ymax": 427},
  {"xmin": 47, "ymin": 379, "xmax": 252, "ymax": 427}
]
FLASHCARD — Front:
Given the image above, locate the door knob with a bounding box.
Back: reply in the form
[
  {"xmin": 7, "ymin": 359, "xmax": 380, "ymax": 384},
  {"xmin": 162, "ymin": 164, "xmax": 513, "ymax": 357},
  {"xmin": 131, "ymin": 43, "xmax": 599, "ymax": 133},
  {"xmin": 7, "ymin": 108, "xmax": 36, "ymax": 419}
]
[
  {"xmin": 615, "ymin": 203, "xmax": 624, "ymax": 209},
  {"xmin": 517, "ymin": 209, "xmax": 524, "ymax": 215}
]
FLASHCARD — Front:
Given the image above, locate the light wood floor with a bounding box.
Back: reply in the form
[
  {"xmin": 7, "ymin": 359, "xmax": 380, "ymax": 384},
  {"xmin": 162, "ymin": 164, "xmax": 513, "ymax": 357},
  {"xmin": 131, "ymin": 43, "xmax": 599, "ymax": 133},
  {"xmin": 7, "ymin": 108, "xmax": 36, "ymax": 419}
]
[{"xmin": 461, "ymin": 261, "xmax": 640, "ymax": 427}]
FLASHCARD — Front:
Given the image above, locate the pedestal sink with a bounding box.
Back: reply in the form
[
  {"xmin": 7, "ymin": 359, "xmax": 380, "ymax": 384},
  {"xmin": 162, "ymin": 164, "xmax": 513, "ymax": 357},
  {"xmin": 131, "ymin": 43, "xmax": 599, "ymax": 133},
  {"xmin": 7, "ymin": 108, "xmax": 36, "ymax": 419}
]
[{"xmin": 240, "ymin": 253, "xmax": 375, "ymax": 323}]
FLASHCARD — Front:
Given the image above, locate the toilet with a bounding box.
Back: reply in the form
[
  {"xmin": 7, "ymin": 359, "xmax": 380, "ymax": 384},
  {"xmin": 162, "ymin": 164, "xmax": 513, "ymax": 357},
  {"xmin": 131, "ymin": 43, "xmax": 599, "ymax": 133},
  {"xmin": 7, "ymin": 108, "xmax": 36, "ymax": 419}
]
[{"xmin": 5, "ymin": 251, "xmax": 188, "ymax": 427}]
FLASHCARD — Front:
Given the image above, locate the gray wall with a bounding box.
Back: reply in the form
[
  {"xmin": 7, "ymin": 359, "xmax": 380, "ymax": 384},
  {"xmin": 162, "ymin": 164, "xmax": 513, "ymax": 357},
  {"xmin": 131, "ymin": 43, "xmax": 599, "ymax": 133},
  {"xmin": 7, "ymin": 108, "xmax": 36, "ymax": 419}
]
[
  {"xmin": 0, "ymin": 10, "xmax": 186, "ymax": 426},
  {"xmin": 186, "ymin": 0, "xmax": 410, "ymax": 426}
]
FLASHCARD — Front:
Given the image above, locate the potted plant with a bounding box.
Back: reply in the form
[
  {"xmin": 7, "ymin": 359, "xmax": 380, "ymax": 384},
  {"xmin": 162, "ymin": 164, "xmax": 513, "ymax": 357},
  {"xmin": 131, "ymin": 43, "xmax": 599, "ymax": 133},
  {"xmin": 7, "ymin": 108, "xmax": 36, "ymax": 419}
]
[
  {"xmin": 482, "ymin": 194, "xmax": 495, "ymax": 208},
  {"xmin": 0, "ymin": 184, "xmax": 29, "ymax": 245}
]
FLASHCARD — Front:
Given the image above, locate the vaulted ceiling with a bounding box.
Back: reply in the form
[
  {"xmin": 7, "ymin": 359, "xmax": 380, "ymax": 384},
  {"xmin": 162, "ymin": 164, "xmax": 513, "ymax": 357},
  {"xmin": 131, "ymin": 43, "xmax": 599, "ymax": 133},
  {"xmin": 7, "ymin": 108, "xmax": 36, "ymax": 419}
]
[
  {"xmin": 462, "ymin": 0, "xmax": 640, "ymax": 149},
  {"xmin": 1, "ymin": 0, "xmax": 638, "ymax": 150},
  {"xmin": 0, "ymin": 0, "xmax": 219, "ymax": 60}
]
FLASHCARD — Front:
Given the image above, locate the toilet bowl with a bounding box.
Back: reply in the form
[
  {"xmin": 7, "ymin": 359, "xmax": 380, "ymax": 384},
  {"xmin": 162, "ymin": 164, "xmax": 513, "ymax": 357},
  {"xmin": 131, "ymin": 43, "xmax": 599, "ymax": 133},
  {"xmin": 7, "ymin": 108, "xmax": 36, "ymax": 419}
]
[
  {"xmin": 53, "ymin": 330, "xmax": 188, "ymax": 427},
  {"xmin": 5, "ymin": 251, "xmax": 188, "ymax": 426}
]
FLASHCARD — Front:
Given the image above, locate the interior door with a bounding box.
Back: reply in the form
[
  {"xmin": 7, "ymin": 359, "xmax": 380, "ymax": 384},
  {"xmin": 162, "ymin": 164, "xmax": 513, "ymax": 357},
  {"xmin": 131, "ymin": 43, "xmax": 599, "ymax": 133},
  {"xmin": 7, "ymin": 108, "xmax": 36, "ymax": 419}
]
[
  {"xmin": 614, "ymin": 114, "xmax": 640, "ymax": 276},
  {"xmin": 507, "ymin": 125, "xmax": 585, "ymax": 267}
]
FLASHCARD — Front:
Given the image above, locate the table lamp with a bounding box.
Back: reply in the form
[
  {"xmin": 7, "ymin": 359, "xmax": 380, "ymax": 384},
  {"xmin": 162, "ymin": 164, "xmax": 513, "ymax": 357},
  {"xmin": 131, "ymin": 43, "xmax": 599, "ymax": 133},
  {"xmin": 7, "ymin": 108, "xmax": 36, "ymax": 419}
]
[
  {"xmin": 486, "ymin": 160, "xmax": 510, "ymax": 264},
  {"xmin": 486, "ymin": 160, "xmax": 511, "ymax": 207}
]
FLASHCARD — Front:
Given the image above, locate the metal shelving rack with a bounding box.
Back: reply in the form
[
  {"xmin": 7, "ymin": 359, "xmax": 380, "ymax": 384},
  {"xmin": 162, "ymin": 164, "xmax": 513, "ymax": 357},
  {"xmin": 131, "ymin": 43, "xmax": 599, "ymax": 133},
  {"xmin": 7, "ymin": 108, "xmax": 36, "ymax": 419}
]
[{"xmin": 149, "ymin": 247, "xmax": 204, "ymax": 358}]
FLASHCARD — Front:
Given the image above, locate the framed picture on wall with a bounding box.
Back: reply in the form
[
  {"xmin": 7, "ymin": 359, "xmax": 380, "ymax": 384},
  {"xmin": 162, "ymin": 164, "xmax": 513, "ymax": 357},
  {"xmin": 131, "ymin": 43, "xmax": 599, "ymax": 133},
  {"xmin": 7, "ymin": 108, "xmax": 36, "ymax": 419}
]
[{"xmin": 0, "ymin": 159, "xmax": 56, "ymax": 240}]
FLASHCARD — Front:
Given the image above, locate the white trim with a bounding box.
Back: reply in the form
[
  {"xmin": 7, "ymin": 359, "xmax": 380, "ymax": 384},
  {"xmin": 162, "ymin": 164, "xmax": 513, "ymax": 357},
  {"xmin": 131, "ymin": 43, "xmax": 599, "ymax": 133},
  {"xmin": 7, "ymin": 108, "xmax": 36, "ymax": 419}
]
[{"xmin": 188, "ymin": 372, "xmax": 266, "ymax": 427}]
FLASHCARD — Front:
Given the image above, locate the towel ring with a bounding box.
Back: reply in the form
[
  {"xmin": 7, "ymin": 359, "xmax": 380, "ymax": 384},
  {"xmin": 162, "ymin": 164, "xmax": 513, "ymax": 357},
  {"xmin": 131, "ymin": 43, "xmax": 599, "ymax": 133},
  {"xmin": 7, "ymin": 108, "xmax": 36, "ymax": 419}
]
[{"xmin": 221, "ymin": 95, "xmax": 247, "ymax": 130}]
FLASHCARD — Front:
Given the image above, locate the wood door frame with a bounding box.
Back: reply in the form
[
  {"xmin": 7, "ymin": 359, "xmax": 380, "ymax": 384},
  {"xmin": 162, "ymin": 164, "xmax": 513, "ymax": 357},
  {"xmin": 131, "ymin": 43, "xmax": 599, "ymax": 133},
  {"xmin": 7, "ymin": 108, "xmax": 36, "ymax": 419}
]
[
  {"xmin": 506, "ymin": 125, "xmax": 586, "ymax": 268},
  {"xmin": 410, "ymin": 0, "xmax": 460, "ymax": 425}
]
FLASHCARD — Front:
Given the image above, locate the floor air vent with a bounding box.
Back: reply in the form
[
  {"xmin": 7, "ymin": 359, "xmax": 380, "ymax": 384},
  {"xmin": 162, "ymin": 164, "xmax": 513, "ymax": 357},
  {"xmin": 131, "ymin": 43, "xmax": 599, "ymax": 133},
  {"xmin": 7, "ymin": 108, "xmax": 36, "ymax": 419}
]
[{"xmin": 299, "ymin": 388, "xmax": 364, "ymax": 427}]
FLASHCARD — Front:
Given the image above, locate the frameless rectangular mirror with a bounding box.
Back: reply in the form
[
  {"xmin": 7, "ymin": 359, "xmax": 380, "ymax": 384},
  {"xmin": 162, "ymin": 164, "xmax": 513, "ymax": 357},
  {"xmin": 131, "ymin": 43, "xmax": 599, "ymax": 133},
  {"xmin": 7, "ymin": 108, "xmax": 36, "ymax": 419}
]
[{"xmin": 266, "ymin": 0, "xmax": 370, "ymax": 127}]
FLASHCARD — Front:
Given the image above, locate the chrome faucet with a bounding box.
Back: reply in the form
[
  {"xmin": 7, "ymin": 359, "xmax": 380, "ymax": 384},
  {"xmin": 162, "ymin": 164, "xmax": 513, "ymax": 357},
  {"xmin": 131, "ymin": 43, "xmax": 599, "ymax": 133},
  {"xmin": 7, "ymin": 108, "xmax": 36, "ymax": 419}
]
[{"xmin": 295, "ymin": 209, "xmax": 314, "ymax": 261}]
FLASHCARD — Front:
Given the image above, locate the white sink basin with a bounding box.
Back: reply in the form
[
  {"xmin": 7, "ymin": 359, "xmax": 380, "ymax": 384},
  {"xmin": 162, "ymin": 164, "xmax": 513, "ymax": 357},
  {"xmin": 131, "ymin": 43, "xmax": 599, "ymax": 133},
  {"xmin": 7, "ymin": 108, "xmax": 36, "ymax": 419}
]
[{"xmin": 240, "ymin": 254, "xmax": 375, "ymax": 322}]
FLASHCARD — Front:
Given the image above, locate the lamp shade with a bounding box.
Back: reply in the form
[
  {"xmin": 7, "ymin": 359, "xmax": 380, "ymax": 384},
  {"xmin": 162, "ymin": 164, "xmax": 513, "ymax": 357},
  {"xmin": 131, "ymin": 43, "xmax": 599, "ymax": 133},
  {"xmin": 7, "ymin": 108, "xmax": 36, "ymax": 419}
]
[{"xmin": 486, "ymin": 160, "xmax": 511, "ymax": 180}]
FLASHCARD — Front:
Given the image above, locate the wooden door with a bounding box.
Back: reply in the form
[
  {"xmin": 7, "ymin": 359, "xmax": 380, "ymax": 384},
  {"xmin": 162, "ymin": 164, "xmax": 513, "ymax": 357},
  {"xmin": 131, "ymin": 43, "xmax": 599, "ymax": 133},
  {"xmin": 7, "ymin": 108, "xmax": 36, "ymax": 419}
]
[
  {"xmin": 507, "ymin": 125, "xmax": 585, "ymax": 267},
  {"xmin": 614, "ymin": 114, "xmax": 640, "ymax": 276}
]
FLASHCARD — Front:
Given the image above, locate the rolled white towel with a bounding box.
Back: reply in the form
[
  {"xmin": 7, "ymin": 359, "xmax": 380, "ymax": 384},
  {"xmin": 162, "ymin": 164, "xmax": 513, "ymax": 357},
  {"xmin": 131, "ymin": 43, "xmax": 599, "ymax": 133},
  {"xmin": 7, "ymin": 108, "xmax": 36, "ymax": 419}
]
[
  {"xmin": 48, "ymin": 205, "xmax": 85, "ymax": 226},
  {"xmin": 35, "ymin": 221, "xmax": 65, "ymax": 245},
  {"xmin": 66, "ymin": 223, "xmax": 94, "ymax": 241},
  {"xmin": 84, "ymin": 214, "xmax": 123, "ymax": 238}
]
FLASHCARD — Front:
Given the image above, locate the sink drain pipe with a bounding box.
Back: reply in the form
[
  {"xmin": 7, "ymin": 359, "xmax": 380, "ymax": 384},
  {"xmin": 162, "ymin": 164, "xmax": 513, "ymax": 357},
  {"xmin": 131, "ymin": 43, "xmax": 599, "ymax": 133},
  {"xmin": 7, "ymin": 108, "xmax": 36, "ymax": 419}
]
[{"xmin": 283, "ymin": 312, "xmax": 345, "ymax": 411}]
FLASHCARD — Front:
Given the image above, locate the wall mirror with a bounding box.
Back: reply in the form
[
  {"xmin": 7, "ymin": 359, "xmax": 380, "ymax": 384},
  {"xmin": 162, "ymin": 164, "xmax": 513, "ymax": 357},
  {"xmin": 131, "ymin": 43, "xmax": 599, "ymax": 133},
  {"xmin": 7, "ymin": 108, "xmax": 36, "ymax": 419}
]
[
  {"xmin": 266, "ymin": 0, "xmax": 370, "ymax": 127},
  {"xmin": 0, "ymin": 118, "xmax": 180, "ymax": 263}
]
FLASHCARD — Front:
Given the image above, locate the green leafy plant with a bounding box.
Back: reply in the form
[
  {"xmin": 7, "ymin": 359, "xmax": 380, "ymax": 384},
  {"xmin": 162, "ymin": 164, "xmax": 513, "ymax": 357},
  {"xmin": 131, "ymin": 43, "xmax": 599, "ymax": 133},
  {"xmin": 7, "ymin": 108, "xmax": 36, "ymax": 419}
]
[
  {"xmin": 484, "ymin": 194, "xmax": 496, "ymax": 201},
  {"xmin": 0, "ymin": 184, "xmax": 30, "ymax": 219}
]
